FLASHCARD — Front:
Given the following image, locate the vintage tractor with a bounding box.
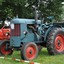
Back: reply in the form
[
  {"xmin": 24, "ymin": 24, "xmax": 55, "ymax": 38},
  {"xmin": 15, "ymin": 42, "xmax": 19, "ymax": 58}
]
[
  {"xmin": 1, "ymin": 0, "xmax": 64, "ymax": 61},
  {"xmin": 0, "ymin": 19, "xmax": 13, "ymax": 55}
]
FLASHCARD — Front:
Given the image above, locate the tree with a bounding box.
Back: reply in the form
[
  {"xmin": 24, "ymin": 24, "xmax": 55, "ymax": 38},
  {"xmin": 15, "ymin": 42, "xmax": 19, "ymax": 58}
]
[{"xmin": 0, "ymin": 0, "xmax": 64, "ymax": 21}]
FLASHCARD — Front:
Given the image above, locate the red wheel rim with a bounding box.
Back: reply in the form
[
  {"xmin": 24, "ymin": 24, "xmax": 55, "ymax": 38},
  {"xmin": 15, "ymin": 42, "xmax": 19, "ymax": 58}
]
[
  {"xmin": 55, "ymin": 34, "xmax": 64, "ymax": 52},
  {"xmin": 26, "ymin": 45, "xmax": 36, "ymax": 60},
  {"xmin": 1, "ymin": 43, "xmax": 11, "ymax": 55}
]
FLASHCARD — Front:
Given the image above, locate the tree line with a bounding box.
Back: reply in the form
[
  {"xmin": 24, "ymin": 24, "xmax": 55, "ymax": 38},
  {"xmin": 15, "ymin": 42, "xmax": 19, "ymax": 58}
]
[{"xmin": 0, "ymin": 0, "xmax": 64, "ymax": 21}]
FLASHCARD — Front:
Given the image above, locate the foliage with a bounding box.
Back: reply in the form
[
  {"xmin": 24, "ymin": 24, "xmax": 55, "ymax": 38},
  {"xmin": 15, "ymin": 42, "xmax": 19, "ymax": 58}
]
[
  {"xmin": 0, "ymin": 0, "xmax": 64, "ymax": 21},
  {"xmin": 61, "ymin": 5, "xmax": 64, "ymax": 20}
]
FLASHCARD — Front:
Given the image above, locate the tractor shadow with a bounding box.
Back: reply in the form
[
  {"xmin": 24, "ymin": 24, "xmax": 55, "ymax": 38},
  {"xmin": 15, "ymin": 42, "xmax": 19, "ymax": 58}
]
[{"xmin": 39, "ymin": 48, "xmax": 50, "ymax": 57}]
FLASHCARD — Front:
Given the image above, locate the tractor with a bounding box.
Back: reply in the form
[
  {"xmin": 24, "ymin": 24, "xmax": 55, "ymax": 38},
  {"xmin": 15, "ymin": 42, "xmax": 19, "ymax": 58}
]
[
  {"xmin": 0, "ymin": 18, "xmax": 13, "ymax": 55},
  {"xmin": 1, "ymin": 0, "xmax": 64, "ymax": 61}
]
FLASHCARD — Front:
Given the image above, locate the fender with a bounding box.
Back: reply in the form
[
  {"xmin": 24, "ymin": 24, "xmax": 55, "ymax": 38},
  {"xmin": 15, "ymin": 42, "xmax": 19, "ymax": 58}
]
[
  {"xmin": 44, "ymin": 25, "xmax": 53, "ymax": 42},
  {"xmin": 44, "ymin": 23, "xmax": 64, "ymax": 42}
]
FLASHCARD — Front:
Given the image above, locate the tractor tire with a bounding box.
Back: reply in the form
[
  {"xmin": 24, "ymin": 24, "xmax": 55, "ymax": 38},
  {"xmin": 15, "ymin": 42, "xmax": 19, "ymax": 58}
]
[
  {"xmin": 21, "ymin": 42, "xmax": 38, "ymax": 61},
  {"xmin": 0, "ymin": 40, "xmax": 13, "ymax": 55},
  {"xmin": 46, "ymin": 28, "xmax": 64, "ymax": 55}
]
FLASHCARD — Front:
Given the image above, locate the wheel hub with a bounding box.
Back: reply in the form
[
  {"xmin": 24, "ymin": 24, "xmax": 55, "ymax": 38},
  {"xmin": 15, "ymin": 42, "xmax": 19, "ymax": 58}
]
[
  {"xmin": 29, "ymin": 50, "xmax": 32, "ymax": 54},
  {"xmin": 26, "ymin": 46, "xmax": 36, "ymax": 60},
  {"xmin": 58, "ymin": 40, "xmax": 61, "ymax": 46}
]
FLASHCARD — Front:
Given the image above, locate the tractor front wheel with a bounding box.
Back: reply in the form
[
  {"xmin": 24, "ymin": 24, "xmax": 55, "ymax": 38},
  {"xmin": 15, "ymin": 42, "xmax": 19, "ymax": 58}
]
[
  {"xmin": 47, "ymin": 28, "xmax": 64, "ymax": 55},
  {"xmin": 21, "ymin": 42, "xmax": 38, "ymax": 61},
  {"xmin": 0, "ymin": 41, "xmax": 13, "ymax": 55}
]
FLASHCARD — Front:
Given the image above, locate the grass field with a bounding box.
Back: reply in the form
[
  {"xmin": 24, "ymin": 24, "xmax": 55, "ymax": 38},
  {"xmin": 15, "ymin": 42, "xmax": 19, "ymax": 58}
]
[{"xmin": 0, "ymin": 48, "xmax": 64, "ymax": 64}]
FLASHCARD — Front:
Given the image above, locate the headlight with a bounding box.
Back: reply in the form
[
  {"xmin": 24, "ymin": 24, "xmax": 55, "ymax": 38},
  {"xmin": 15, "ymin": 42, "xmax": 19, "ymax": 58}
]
[
  {"xmin": 10, "ymin": 23, "xmax": 14, "ymax": 29},
  {"xmin": 5, "ymin": 32, "xmax": 9, "ymax": 36}
]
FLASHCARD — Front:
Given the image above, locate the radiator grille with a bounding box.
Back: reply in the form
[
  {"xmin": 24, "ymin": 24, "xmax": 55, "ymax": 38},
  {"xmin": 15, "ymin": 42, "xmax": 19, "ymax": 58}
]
[{"xmin": 11, "ymin": 24, "xmax": 20, "ymax": 36}]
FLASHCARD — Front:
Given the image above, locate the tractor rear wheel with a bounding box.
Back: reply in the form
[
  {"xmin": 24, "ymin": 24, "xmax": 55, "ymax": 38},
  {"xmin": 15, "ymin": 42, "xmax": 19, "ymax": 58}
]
[
  {"xmin": 21, "ymin": 42, "xmax": 38, "ymax": 61},
  {"xmin": 46, "ymin": 28, "xmax": 64, "ymax": 55},
  {"xmin": 0, "ymin": 41, "xmax": 13, "ymax": 55}
]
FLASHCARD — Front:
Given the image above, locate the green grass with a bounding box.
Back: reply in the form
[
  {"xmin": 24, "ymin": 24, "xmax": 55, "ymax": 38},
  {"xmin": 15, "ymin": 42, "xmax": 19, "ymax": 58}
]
[{"xmin": 0, "ymin": 48, "xmax": 64, "ymax": 64}]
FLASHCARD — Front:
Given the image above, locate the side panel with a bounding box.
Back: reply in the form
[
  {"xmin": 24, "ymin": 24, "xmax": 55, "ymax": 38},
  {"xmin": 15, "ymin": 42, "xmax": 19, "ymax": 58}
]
[
  {"xmin": 10, "ymin": 24, "xmax": 36, "ymax": 47},
  {"xmin": 10, "ymin": 24, "xmax": 27, "ymax": 47},
  {"xmin": 10, "ymin": 37, "xmax": 21, "ymax": 47},
  {"xmin": 44, "ymin": 23, "xmax": 64, "ymax": 42},
  {"xmin": 21, "ymin": 24, "xmax": 35, "ymax": 43}
]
